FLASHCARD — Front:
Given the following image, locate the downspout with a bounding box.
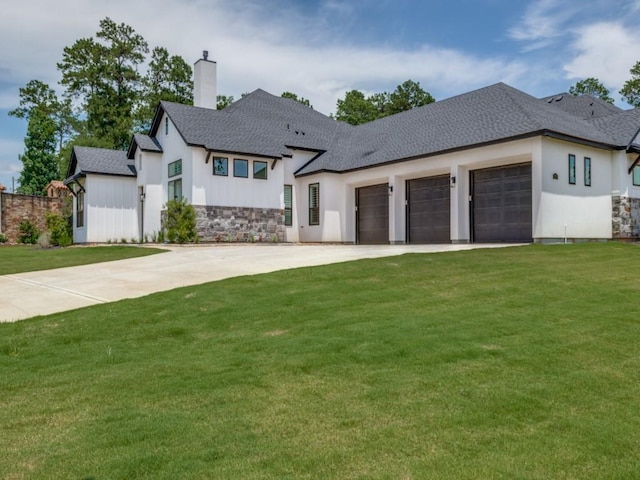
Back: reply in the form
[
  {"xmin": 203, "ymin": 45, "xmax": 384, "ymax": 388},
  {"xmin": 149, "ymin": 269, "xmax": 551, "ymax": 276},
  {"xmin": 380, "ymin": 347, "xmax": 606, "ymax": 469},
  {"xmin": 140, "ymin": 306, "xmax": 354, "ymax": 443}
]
[{"xmin": 139, "ymin": 189, "xmax": 145, "ymax": 243}]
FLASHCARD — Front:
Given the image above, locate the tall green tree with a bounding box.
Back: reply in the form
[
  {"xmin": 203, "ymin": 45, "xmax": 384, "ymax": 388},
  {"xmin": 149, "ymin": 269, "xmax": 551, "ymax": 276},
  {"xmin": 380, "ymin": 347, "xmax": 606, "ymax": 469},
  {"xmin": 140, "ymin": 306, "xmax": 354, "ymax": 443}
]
[
  {"xmin": 334, "ymin": 80, "xmax": 435, "ymax": 125},
  {"xmin": 136, "ymin": 46, "xmax": 193, "ymax": 131},
  {"xmin": 216, "ymin": 95, "xmax": 235, "ymax": 110},
  {"xmin": 281, "ymin": 91, "xmax": 313, "ymax": 109},
  {"xmin": 620, "ymin": 62, "xmax": 640, "ymax": 108},
  {"xmin": 386, "ymin": 80, "xmax": 435, "ymax": 115},
  {"xmin": 9, "ymin": 80, "xmax": 64, "ymax": 193},
  {"xmin": 569, "ymin": 77, "xmax": 614, "ymax": 104},
  {"xmin": 58, "ymin": 17, "xmax": 149, "ymax": 149},
  {"xmin": 11, "ymin": 108, "xmax": 59, "ymax": 194},
  {"xmin": 334, "ymin": 90, "xmax": 379, "ymax": 125}
]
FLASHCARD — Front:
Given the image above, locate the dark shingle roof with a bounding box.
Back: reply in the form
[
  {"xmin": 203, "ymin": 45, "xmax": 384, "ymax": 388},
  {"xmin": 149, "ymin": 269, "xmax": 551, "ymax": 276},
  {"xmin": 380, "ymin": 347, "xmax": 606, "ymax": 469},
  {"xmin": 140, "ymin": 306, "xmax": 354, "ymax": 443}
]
[
  {"xmin": 156, "ymin": 90, "xmax": 348, "ymax": 159},
  {"xmin": 540, "ymin": 93, "xmax": 622, "ymax": 119},
  {"xmin": 99, "ymin": 82, "xmax": 640, "ymax": 179},
  {"xmin": 296, "ymin": 83, "xmax": 623, "ymax": 175},
  {"xmin": 70, "ymin": 146, "xmax": 136, "ymax": 177}
]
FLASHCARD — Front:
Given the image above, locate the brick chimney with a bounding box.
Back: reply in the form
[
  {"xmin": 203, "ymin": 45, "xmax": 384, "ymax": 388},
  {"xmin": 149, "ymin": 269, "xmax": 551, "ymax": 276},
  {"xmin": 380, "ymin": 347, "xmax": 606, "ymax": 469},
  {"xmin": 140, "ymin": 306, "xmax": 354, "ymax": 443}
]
[{"xmin": 193, "ymin": 50, "xmax": 217, "ymax": 110}]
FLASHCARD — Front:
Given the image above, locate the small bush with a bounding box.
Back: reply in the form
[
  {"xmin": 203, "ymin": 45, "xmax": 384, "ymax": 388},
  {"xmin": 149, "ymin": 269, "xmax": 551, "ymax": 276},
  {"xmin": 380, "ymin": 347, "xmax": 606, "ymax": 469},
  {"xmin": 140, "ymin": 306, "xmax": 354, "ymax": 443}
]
[
  {"xmin": 0, "ymin": 233, "xmax": 7, "ymax": 243},
  {"xmin": 18, "ymin": 219, "xmax": 40, "ymax": 244},
  {"xmin": 45, "ymin": 213, "xmax": 72, "ymax": 247},
  {"xmin": 164, "ymin": 198, "xmax": 198, "ymax": 244}
]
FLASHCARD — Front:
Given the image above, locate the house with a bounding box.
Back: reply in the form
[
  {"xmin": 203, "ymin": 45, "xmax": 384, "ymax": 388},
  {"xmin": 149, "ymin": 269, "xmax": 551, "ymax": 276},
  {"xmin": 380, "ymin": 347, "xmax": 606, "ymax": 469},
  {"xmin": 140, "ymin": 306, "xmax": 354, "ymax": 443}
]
[
  {"xmin": 45, "ymin": 180, "xmax": 70, "ymax": 198},
  {"xmin": 64, "ymin": 53, "xmax": 640, "ymax": 244}
]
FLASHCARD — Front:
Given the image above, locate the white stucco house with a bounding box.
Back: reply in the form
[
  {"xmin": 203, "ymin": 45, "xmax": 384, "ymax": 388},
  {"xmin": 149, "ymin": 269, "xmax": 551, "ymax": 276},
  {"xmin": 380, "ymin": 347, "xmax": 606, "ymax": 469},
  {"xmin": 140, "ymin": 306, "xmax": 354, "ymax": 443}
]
[{"xmin": 64, "ymin": 53, "xmax": 640, "ymax": 244}]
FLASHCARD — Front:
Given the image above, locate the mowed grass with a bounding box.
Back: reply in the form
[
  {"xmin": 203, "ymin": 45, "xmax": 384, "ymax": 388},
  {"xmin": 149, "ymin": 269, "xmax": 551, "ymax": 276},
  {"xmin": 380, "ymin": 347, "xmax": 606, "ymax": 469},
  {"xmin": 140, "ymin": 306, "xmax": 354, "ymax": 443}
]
[
  {"xmin": 1, "ymin": 243, "xmax": 640, "ymax": 479},
  {"xmin": 0, "ymin": 245, "xmax": 166, "ymax": 275}
]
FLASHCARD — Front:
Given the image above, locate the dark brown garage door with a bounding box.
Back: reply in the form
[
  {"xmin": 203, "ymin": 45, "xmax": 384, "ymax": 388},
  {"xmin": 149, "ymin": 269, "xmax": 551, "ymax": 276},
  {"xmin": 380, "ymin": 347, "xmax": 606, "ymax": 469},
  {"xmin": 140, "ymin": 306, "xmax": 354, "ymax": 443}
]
[
  {"xmin": 356, "ymin": 184, "xmax": 389, "ymax": 244},
  {"xmin": 406, "ymin": 175, "xmax": 451, "ymax": 243},
  {"xmin": 471, "ymin": 163, "xmax": 532, "ymax": 243}
]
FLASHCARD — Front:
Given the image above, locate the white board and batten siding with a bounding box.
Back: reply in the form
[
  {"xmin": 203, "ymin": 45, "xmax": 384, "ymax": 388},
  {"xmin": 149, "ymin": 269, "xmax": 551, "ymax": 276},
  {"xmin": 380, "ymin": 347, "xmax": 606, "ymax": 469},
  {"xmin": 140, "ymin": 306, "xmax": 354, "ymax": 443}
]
[{"xmin": 77, "ymin": 175, "xmax": 139, "ymax": 243}]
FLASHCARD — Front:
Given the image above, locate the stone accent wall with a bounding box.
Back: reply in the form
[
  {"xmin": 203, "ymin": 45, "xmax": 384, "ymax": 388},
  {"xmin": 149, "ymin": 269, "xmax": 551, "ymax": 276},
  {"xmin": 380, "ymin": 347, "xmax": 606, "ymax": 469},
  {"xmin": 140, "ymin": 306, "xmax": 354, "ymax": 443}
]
[
  {"xmin": 612, "ymin": 195, "xmax": 640, "ymax": 239},
  {"xmin": 0, "ymin": 192, "xmax": 68, "ymax": 243},
  {"xmin": 193, "ymin": 205, "xmax": 286, "ymax": 242}
]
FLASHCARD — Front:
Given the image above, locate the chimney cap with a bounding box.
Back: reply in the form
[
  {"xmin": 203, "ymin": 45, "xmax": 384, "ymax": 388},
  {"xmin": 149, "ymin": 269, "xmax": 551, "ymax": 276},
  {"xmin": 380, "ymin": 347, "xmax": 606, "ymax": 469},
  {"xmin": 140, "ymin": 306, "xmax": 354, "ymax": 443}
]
[{"xmin": 203, "ymin": 50, "xmax": 209, "ymax": 61}]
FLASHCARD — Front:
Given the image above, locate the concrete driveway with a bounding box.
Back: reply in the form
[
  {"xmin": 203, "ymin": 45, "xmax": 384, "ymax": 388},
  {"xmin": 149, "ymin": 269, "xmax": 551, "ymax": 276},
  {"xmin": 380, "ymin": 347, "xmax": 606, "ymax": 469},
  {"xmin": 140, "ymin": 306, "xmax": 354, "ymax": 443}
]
[{"xmin": 0, "ymin": 243, "xmax": 518, "ymax": 322}]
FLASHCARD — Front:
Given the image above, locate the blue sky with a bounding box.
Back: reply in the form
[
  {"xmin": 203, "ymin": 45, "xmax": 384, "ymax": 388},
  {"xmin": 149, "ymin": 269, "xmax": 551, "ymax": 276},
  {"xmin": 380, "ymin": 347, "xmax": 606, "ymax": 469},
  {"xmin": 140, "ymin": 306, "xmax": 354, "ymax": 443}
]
[{"xmin": 1, "ymin": 0, "xmax": 640, "ymax": 190}]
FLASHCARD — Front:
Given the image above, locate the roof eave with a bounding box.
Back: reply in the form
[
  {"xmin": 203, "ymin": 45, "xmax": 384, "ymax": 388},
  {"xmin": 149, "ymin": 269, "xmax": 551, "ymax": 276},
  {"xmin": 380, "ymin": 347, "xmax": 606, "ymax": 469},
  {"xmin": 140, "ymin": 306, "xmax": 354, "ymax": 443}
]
[{"xmin": 295, "ymin": 130, "xmax": 616, "ymax": 177}]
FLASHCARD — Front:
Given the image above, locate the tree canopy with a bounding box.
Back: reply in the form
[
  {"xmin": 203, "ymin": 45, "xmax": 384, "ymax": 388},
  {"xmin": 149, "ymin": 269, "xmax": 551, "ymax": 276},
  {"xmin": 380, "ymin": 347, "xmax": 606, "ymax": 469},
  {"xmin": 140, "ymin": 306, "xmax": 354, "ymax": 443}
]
[
  {"xmin": 281, "ymin": 92, "xmax": 313, "ymax": 108},
  {"xmin": 334, "ymin": 80, "xmax": 434, "ymax": 125},
  {"xmin": 620, "ymin": 61, "xmax": 640, "ymax": 108},
  {"xmin": 568, "ymin": 77, "xmax": 614, "ymax": 104}
]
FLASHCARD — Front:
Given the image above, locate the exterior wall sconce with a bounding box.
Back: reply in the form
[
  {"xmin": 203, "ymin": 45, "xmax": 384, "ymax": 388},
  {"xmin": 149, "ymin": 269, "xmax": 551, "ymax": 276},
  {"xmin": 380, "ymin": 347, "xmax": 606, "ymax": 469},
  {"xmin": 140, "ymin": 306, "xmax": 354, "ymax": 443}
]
[
  {"xmin": 451, "ymin": 176, "xmax": 456, "ymax": 187},
  {"xmin": 553, "ymin": 173, "xmax": 559, "ymax": 180},
  {"xmin": 388, "ymin": 185, "xmax": 393, "ymax": 195}
]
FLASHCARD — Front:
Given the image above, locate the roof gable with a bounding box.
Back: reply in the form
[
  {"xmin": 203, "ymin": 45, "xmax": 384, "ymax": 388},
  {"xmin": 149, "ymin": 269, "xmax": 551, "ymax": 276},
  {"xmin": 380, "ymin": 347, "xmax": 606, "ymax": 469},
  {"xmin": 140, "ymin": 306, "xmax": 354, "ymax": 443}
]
[{"xmin": 68, "ymin": 146, "xmax": 136, "ymax": 178}]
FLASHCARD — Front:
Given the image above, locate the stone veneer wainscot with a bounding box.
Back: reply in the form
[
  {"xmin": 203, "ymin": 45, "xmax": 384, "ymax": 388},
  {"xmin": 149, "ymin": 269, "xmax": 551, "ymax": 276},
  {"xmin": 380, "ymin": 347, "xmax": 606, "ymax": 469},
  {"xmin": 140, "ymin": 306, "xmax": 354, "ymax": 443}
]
[
  {"xmin": 612, "ymin": 195, "xmax": 640, "ymax": 239},
  {"xmin": 194, "ymin": 205, "xmax": 286, "ymax": 242}
]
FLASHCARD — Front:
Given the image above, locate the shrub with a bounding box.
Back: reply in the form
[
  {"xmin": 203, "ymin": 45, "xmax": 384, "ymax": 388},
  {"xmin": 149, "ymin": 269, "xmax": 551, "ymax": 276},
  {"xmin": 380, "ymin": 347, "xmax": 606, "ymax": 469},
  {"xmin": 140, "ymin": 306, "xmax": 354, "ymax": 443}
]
[
  {"xmin": 45, "ymin": 212, "xmax": 72, "ymax": 247},
  {"xmin": 0, "ymin": 233, "xmax": 7, "ymax": 243},
  {"xmin": 18, "ymin": 219, "xmax": 40, "ymax": 244},
  {"xmin": 164, "ymin": 198, "xmax": 198, "ymax": 244}
]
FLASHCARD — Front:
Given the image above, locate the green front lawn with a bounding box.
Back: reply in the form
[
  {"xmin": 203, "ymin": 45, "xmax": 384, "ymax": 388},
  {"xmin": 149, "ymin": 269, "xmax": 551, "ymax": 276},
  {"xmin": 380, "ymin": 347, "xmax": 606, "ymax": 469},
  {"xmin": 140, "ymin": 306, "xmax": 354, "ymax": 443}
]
[
  {"xmin": 0, "ymin": 245, "xmax": 166, "ymax": 275},
  {"xmin": 1, "ymin": 243, "xmax": 639, "ymax": 479}
]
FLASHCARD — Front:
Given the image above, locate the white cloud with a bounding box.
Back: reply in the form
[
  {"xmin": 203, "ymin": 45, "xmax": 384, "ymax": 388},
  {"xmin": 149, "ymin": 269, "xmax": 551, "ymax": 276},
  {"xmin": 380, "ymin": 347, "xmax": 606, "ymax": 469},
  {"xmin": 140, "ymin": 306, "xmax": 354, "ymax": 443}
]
[
  {"xmin": 0, "ymin": 0, "xmax": 529, "ymax": 116},
  {"xmin": 508, "ymin": 0, "xmax": 578, "ymax": 51},
  {"xmin": 564, "ymin": 22, "xmax": 640, "ymax": 92}
]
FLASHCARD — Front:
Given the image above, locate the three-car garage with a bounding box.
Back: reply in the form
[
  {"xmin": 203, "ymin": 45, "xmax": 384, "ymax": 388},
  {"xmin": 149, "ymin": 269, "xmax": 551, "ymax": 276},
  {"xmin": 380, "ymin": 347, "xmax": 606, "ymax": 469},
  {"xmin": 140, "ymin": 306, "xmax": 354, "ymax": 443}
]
[{"xmin": 356, "ymin": 162, "xmax": 532, "ymax": 245}]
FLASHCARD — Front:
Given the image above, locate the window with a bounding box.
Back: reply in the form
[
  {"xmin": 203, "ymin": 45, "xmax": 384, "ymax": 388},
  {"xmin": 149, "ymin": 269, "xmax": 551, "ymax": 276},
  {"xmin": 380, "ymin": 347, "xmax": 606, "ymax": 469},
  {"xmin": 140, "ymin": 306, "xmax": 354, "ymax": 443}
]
[
  {"xmin": 634, "ymin": 165, "xmax": 640, "ymax": 186},
  {"xmin": 254, "ymin": 161, "xmax": 268, "ymax": 180},
  {"xmin": 568, "ymin": 154, "xmax": 576, "ymax": 185},
  {"xmin": 584, "ymin": 157, "xmax": 591, "ymax": 186},
  {"xmin": 234, "ymin": 159, "xmax": 248, "ymax": 178},
  {"xmin": 213, "ymin": 157, "xmax": 228, "ymax": 176},
  {"xmin": 284, "ymin": 184, "xmax": 293, "ymax": 226},
  {"xmin": 309, "ymin": 183, "xmax": 319, "ymax": 225},
  {"xmin": 77, "ymin": 191, "xmax": 84, "ymax": 228},
  {"xmin": 168, "ymin": 159, "xmax": 182, "ymax": 178},
  {"xmin": 168, "ymin": 178, "xmax": 182, "ymax": 201},
  {"xmin": 165, "ymin": 117, "xmax": 169, "ymax": 135}
]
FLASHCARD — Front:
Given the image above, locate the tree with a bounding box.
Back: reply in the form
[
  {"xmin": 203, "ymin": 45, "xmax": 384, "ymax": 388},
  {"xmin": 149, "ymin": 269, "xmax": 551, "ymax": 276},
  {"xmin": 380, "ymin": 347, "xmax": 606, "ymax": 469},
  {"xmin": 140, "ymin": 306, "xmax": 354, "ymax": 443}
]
[
  {"xmin": 334, "ymin": 80, "xmax": 435, "ymax": 125},
  {"xmin": 58, "ymin": 17, "xmax": 149, "ymax": 149},
  {"xmin": 12, "ymin": 108, "xmax": 59, "ymax": 194},
  {"xmin": 9, "ymin": 80, "xmax": 62, "ymax": 194},
  {"xmin": 281, "ymin": 91, "xmax": 313, "ymax": 109},
  {"xmin": 386, "ymin": 80, "xmax": 435, "ymax": 115},
  {"xmin": 216, "ymin": 95, "xmax": 235, "ymax": 110},
  {"xmin": 334, "ymin": 90, "xmax": 379, "ymax": 125},
  {"xmin": 620, "ymin": 62, "xmax": 640, "ymax": 108},
  {"xmin": 569, "ymin": 77, "xmax": 614, "ymax": 104},
  {"xmin": 136, "ymin": 46, "xmax": 193, "ymax": 131}
]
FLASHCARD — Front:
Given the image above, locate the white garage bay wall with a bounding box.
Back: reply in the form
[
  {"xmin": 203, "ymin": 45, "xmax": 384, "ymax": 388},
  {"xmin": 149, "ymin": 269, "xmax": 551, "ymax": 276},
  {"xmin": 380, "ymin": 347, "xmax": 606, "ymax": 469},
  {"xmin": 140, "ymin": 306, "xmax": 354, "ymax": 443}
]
[{"xmin": 297, "ymin": 137, "xmax": 540, "ymax": 243}]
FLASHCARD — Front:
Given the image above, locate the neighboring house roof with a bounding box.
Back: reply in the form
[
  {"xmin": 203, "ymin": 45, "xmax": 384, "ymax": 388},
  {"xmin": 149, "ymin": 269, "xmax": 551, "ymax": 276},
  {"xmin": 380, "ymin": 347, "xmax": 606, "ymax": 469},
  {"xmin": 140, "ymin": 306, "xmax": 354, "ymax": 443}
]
[
  {"xmin": 127, "ymin": 134, "xmax": 163, "ymax": 159},
  {"xmin": 66, "ymin": 146, "xmax": 136, "ymax": 180},
  {"xmin": 540, "ymin": 93, "xmax": 622, "ymax": 119}
]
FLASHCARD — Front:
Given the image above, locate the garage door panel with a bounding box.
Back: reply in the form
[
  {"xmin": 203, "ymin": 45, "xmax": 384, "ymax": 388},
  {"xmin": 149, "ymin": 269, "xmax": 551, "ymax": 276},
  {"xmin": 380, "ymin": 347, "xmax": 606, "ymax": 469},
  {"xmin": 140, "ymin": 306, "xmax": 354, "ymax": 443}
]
[
  {"xmin": 357, "ymin": 184, "xmax": 389, "ymax": 244},
  {"xmin": 407, "ymin": 175, "xmax": 450, "ymax": 244},
  {"xmin": 471, "ymin": 163, "xmax": 532, "ymax": 243}
]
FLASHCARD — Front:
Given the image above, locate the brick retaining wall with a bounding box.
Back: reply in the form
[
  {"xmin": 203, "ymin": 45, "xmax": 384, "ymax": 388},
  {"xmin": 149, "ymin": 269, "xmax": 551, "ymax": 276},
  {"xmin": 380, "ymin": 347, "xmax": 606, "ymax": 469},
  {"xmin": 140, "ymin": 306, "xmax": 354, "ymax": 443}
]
[{"xmin": 0, "ymin": 193, "xmax": 67, "ymax": 243}]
